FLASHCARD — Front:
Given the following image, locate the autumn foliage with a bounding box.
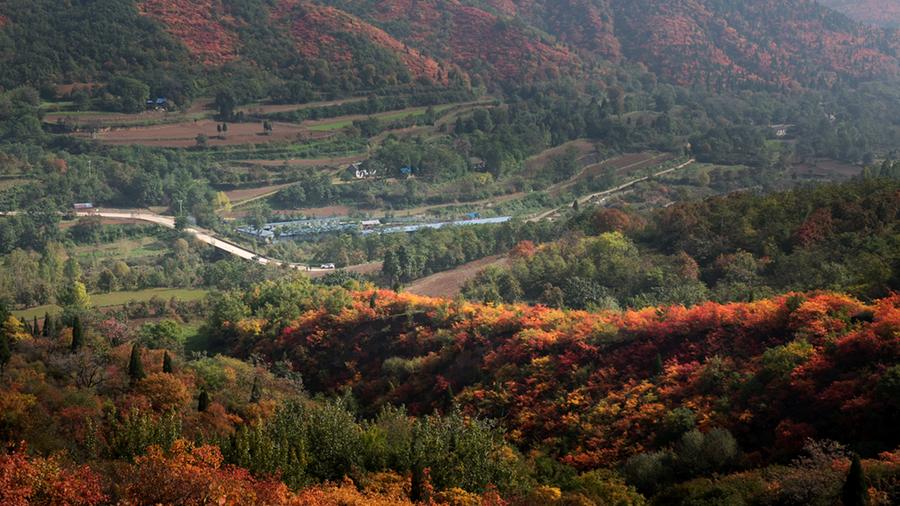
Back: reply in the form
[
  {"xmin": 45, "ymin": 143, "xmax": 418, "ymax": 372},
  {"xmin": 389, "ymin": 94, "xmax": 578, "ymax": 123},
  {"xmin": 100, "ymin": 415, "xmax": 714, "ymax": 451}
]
[
  {"xmin": 0, "ymin": 443, "xmax": 106, "ymax": 506},
  {"xmin": 234, "ymin": 290, "xmax": 900, "ymax": 469}
]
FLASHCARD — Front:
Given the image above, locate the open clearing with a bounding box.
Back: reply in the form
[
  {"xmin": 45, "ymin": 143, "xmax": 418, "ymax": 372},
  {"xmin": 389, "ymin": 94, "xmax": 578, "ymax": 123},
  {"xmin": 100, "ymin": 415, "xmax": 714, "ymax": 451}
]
[
  {"xmin": 83, "ymin": 119, "xmax": 314, "ymax": 148},
  {"xmin": 791, "ymin": 158, "xmax": 861, "ymax": 179},
  {"xmin": 307, "ymin": 261, "xmax": 383, "ymax": 279},
  {"xmin": 406, "ymin": 255, "xmax": 508, "ymax": 298},
  {"xmin": 523, "ymin": 139, "xmax": 598, "ymax": 175},
  {"xmin": 71, "ymin": 237, "xmax": 167, "ymax": 261},
  {"xmin": 239, "ymin": 154, "xmax": 367, "ymax": 168},
  {"xmin": 236, "ymin": 97, "xmax": 366, "ymax": 115},
  {"xmin": 224, "ymin": 183, "xmax": 294, "ymax": 205},
  {"xmin": 13, "ymin": 288, "xmax": 208, "ymax": 320}
]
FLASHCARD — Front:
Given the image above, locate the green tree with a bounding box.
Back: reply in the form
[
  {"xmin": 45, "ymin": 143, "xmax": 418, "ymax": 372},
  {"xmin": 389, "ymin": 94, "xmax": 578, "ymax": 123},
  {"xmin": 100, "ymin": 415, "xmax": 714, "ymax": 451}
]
[
  {"xmin": 841, "ymin": 455, "xmax": 868, "ymax": 506},
  {"xmin": 128, "ymin": 344, "xmax": 145, "ymax": 385},
  {"xmin": 70, "ymin": 316, "xmax": 83, "ymax": 352},
  {"xmin": 42, "ymin": 312, "xmax": 52, "ymax": 337},
  {"xmin": 198, "ymin": 389, "xmax": 210, "ymax": 412},
  {"xmin": 106, "ymin": 76, "xmax": 150, "ymax": 113},
  {"xmin": 249, "ymin": 376, "xmax": 261, "ymax": 403},
  {"xmin": 162, "ymin": 351, "xmax": 174, "ymax": 374},
  {"xmin": 0, "ymin": 330, "xmax": 10, "ymax": 374}
]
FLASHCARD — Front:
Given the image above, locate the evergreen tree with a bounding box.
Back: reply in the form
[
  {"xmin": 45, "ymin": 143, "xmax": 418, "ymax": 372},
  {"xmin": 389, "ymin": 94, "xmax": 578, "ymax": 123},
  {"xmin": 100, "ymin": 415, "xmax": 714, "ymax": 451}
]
[
  {"xmin": 162, "ymin": 351, "xmax": 174, "ymax": 373},
  {"xmin": 32, "ymin": 315, "xmax": 39, "ymax": 337},
  {"xmin": 42, "ymin": 313, "xmax": 51, "ymax": 337},
  {"xmin": 369, "ymin": 292, "xmax": 378, "ymax": 309},
  {"xmin": 654, "ymin": 353, "xmax": 665, "ymax": 377},
  {"xmin": 573, "ymin": 199, "xmax": 580, "ymax": 211},
  {"xmin": 842, "ymin": 455, "xmax": 868, "ymax": 506},
  {"xmin": 249, "ymin": 376, "xmax": 261, "ymax": 403},
  {"xmin": 198, "ymin": 389, "xmax": 210, "ymax": 412},
  {"xmin": 128, "ymin": 344, "xmax": 145, "ymax": 384},
  {"xmin": 0, "ymin": 332, "xmax": 10, "ymax": 375},
  {"xmin": 70, "ymin": 316, "xmax": 83, "ymax": 352}
]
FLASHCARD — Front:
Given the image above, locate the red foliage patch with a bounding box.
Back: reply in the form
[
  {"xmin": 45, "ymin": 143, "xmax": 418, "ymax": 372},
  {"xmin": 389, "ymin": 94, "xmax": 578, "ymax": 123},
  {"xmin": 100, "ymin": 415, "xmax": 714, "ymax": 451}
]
[
  {"xmin": 137, "ymin": 0, "xmax": 241, "ymax": 65},
  {"xmin": 240, "ymin": 291, "xmax": 900, "ymax": 468},
  {"xmin": 274, "ymin": 0, "xmax": 445, "ymax": 83}
]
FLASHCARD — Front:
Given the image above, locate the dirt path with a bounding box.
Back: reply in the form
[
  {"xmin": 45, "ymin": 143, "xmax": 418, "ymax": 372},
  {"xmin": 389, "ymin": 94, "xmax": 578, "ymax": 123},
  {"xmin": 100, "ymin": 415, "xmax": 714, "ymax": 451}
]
[
  {"xmin": 406, "ymin": 255, "xmax": 508, "ymax": 298},
  {"xmin": 529, "ymin": 158, "xmax": 695, "ymax": 221}
]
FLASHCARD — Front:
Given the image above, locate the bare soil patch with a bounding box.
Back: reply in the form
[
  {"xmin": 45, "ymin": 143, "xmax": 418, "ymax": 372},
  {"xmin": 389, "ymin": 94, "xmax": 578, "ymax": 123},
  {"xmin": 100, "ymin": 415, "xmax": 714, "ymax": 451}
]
[
  {"xmin": 224, "ymin": 184, "xmax": 293, "ymax": 204},
  {"xmin": 83, "ymin": 119, "xmax": 314, "ymax": 148},
  {"xmin": 406, "ymin": 255, "xmax": 508, "ymax": 298}
]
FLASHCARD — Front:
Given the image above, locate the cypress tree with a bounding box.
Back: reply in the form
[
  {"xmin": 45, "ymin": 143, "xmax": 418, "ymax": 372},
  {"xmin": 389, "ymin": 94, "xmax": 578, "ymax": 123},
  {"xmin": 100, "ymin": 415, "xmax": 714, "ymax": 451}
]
[
  {"xmin": 128, "ymin": 344, "xmax": 145, "ymax": 384},
  {"xmin": 162, "ymin": 351, "xmax": 174, "ymax": 373},
  {"xmin": 32, "ymin": 316, "xmax": 39, "ymax": 337},
  {"xmin": 573, "ymin": 199, "xmax": 580, "ymax": 211},
  {"xmin": 42, "ymin": 313, "xmax": 51, "ymax": 337},
  {"xmin": 0, "ymin": 332, "xmax": 10, "ymax": 375},
  {"xmin": 198, "ymin": 389, "xmax": 210, "ymax": 412},
  {"xmin": 249, "ymin": 376, "xmax": 261, "ymax": 403},
  {"xmin": 842, "ymin": 455, "xmax": 869, "ymax": 506},
  {"xmin": 654, "ymin": 352, "xmax": 665, "ymax": 377},
  {"xmin": 70, "ymin": 316, "xmax": 83, "ymax": 352},
  {"xmin": 369, "ymin": 292, "xmax": 378, "ymax": 309}
]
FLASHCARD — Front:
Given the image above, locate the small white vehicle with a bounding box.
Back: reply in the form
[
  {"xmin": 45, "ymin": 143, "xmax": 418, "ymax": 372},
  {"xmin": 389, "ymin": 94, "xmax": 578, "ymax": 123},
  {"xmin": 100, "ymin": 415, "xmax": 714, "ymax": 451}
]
[{"xmin": 319, "ymin": 263, "xmax": 336, "ymax": 270}]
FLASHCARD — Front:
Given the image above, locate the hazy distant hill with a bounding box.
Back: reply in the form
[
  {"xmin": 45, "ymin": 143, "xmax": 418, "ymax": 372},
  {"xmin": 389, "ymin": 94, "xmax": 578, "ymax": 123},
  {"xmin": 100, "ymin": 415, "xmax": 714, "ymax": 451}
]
[{"xmin": 818, "ymin": 0, "xmax": 900, "ymax": 28}]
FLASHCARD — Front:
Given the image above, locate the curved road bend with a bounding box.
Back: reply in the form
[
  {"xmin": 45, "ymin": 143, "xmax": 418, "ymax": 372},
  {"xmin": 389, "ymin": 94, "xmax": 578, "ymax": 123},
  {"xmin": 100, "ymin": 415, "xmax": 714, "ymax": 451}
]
[{"xmin": 76, "ymin": 210, "xmax": 330, "ymax": 273}]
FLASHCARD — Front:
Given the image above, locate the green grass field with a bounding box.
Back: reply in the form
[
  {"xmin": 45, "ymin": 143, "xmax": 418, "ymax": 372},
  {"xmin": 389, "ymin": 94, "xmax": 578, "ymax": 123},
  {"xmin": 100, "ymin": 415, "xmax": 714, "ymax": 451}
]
[
  {"xmin": 71, "ymin": 236, "xmax": 167, "ymax": 261},
  {"xmin": 307, "ymin": 104, "xmax": 457, "ymax": 132},
  {"xmin": 13, "ymin": 288, "xmax": 208, "ymax": 320}
]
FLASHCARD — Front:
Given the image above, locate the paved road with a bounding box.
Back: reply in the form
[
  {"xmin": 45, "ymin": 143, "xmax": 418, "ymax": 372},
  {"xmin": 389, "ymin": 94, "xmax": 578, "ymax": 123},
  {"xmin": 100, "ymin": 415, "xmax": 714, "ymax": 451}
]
[
  {"xmin": 77, "ymin": 210, "xmax": 332, "ymax": 273},
  {"xmin": 73, "ymin": 158, "xmax": 695, "ymax": 271}
]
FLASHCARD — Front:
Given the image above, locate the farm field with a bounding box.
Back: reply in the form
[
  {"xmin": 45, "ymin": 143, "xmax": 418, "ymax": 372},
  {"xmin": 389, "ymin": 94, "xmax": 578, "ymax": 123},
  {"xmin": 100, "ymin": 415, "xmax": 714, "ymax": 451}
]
[
  {"xmin": 12, "ymin": 287, "xmax": 208, "ymax": 320},
  {"xmin": 82, "ymin": 119, "xmax": 314, "ymax": 148},
  {"xmin": 239, "ymin": 154, "xmax": 367, "ymax": 168},
  {"xmin": 406, "ymin": 255, "xmax": 509, "ymax": 298},
  {"xmin": 791, "ymin": 158, "xmax": 862, "ymax": 179},
  {"xmin": 0, "ymin": 177, "xmax": 32, "ymax": 191},
  {"xmin": 223, "ymin": 183, "xmax": 294, "ymax": 206},
  {"xmin": 304, "ymin": 102, "xmax": 462, "ymax": 132},
  {"xmin": 71, "ymin": 236, "xmax": 167, "ymax": 261},
  {"xmin": 235, "ymin": 97, "xmax": 366, "ymax": 115},
  {"xmin": 523, "ymin": 139, "xmax": 598, "ymax": 175}
]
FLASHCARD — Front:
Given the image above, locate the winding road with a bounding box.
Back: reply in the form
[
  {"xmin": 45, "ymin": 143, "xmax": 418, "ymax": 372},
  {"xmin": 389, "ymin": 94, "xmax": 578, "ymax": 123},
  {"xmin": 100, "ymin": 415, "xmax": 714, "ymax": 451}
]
[
  {"xmin": 76, "ymin": 210, "xmax": 333, "ymax": 273},
  {"xmin": 70, "ymin": 158, "xmax": 696, "ymax": 272}
]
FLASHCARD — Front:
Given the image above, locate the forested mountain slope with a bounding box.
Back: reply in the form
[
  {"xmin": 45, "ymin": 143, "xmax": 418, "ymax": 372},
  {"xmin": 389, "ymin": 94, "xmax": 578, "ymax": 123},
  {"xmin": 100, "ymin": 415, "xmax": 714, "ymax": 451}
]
[
  {"xmin": 819, "ymin": 0, "xmax": 900, "ymax": 28},
  {"xmin": 0, "ymin": 0, "xmax": 897, "ymax": 92},
  {"xmin": 212, "ymin": 287, "xmax": 900, "ymax": 471}
]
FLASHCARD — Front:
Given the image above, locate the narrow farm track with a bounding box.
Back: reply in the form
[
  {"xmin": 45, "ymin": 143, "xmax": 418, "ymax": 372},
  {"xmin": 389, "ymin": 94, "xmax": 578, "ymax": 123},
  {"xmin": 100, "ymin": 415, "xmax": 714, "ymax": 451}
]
[{"xmin": 528, "ymin": 158, "xmax": 695, "ymax": 222}]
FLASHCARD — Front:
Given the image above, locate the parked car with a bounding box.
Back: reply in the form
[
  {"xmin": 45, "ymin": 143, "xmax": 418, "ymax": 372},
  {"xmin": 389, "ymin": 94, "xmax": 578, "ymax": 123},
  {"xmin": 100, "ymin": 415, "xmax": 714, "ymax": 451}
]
[{"xmin": 320, "ymin": 263, "xmax": 336, "ymax": 269}]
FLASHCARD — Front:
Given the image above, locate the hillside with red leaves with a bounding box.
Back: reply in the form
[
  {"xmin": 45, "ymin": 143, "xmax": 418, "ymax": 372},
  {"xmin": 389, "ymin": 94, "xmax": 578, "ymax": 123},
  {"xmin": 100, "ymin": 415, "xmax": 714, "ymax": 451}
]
[
  {"xmin": 362, "ymin": 0, "xmax": 580, "ymax": 81},
  {"xmin": 607, "ymin": 0, "xmax": 899, "ymax": 89},
  {"xmin": 137, "ymin": 0, "xmax": 241, "ymax": 65},
  {"xmin": 231, "ymin": 290, "xmax": 900, "ymax": 468},
  {"xmin": 4, "ymin": 0, "xmax": 897, "ymax": 90},
  {"xmin": 819, "ymin": 0, "xmax": 900, "ymax": 28},
  {"xmin": 272, "ymin": 0, "xmax": 446, "ymax": 83}
]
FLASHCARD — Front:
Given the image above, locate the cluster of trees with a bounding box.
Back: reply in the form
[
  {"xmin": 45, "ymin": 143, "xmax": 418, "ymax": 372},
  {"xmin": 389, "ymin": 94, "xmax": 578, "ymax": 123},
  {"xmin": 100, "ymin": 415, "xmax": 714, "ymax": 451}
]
[
  {"xmin": 196, "ymin": 282, "xmax": 900, "ymax": 503},
  {"xmin": 464, "ymin": 178, "xmax": 900, "ymax": 309},
  {"xmin": 4, "ymin": 278, "xmax": 895, "ymax": 504}
]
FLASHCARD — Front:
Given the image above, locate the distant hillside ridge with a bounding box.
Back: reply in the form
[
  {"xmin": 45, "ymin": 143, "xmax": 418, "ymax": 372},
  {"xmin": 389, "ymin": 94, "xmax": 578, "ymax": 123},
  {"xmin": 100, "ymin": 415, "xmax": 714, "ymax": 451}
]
[{"xmin": 0, "ymin": 0, "xmax": 897, "ymax": 91}]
